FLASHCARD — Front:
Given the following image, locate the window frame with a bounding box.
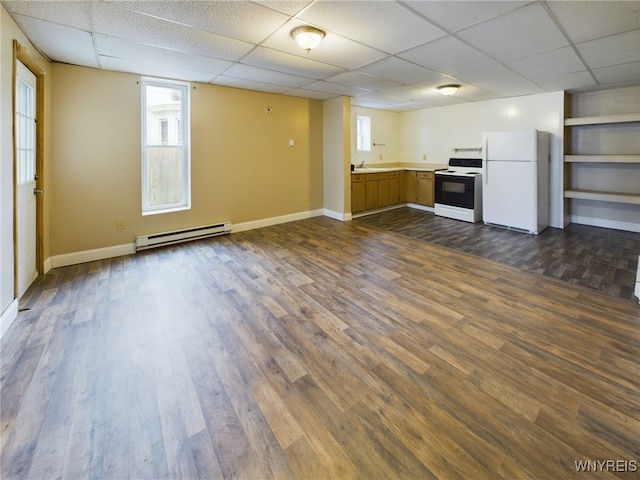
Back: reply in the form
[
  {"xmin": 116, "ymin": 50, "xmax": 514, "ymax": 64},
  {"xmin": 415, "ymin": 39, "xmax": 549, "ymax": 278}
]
[{"xmin": 141, "ymin": 77, "xmax": 191, "ymax": 215}]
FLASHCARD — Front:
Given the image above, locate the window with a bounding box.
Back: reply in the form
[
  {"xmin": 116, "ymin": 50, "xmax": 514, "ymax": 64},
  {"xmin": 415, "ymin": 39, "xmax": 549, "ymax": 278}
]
[
  {"xmin": 356, "ymin": 115, "xmax": 371, "ymax": 152},
  {"xmin": 142, "ymin": 78, "xmax": 190, "ymax": 214}
]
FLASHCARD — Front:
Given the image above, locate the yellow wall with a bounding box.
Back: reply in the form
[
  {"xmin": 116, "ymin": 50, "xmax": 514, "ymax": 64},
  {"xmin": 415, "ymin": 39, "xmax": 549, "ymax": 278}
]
[{"xmin": 50, "ymin": 63, "xmax": 323, "ymax": 255}]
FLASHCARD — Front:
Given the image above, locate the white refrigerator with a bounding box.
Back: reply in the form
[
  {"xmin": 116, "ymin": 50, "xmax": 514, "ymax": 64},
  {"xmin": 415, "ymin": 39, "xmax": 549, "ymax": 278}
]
[{"xmin": 482, "ymin": 130, "xmax": 550, "ymax": 235}]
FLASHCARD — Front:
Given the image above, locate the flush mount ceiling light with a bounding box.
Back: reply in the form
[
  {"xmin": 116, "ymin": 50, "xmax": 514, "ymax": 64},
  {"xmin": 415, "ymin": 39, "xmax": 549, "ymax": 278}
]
[
  {"xmin": 291, "ymin": 26, "xmax": 326, "ymax": 53},
  {"xmin": 437, "ymin": 84, "xmax": 461, "ymax": 96}
]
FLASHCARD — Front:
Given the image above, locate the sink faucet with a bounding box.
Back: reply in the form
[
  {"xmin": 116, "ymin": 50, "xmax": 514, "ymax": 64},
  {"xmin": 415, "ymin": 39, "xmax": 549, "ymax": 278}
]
[{"xmin": 358, "ymin": 161, "xmax": 365, "ymax": 168}]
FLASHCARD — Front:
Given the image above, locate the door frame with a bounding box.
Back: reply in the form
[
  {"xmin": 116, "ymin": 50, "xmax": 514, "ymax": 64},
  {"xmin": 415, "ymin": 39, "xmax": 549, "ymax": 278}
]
[{"xmin": 13, "ymin": 40, "xmax": 44, "ymax": 298}]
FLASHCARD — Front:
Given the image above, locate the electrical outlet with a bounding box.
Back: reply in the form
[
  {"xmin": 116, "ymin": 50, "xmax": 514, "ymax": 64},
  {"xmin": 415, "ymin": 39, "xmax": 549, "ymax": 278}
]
[
  {"xmin": 116, "ymin": 218, "xmax": 127, "ymax": 230},
  {"xmin": 379, "ymin": 154, "xmax": 383, "ymax": 160},
  {"xmin": 423, "ymin": 154, "xmax": 427, "ymax": 160}
]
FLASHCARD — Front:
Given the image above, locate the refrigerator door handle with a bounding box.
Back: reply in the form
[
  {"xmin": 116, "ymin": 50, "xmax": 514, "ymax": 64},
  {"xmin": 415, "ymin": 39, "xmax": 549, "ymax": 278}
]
[{"xmin": 484, "ymin": 138, "xmax": 489, "ymax": 185}]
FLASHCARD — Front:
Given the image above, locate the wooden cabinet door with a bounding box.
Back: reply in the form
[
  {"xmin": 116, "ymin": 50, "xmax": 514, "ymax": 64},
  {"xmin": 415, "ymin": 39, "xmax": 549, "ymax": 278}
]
[
  {"xmin": 351, "ymin": 175, "xmax": 366, "ymax": 212},
  {"xmin": 417, "ymin": 171, "xmax": 434, "ymax": 206},
  {"xmin": 377, "ymin": 176, "xmax": 389, "ymax": 207},
  {"xmin": 404, "ymin": 171, "xmax": 417, "ymax": 203},
  {"xmin": 388, "ymin": 172, "xmax": 400, "ymax": 204},
  {"xmin": 365, "ymin": 175, "xmax": 378, "ymax": 210}
]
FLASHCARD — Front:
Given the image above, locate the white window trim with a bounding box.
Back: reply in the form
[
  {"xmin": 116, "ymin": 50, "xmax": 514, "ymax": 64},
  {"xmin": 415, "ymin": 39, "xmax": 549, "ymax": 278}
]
[{"xmin": 141, "ymin": 77, "xmax": 191, "ymax": 215}]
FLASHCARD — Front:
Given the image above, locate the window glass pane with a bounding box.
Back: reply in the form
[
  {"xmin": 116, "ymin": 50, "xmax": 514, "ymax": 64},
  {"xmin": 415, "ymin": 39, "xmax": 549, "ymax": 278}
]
[
  {"xmin": 16, "ymin": 77, "xmax": 35, "ymax": 186},
  {"xmin": 356, "ymin": 115, "xmax": 371, "ymax": 152},
  {"xmin": 146, "ymin": 147, "xmax": 183, "ymax": 207},
  {"xmin": 145, "ymin": 85, "xmax": 183, "ymax": 145}
]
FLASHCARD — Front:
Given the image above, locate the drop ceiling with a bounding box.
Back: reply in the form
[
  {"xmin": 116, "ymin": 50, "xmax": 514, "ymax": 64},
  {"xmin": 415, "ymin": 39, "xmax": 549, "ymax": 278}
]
[{"xmin": 3, "ymin": 0, "xmax": 639, "ymax": 111}]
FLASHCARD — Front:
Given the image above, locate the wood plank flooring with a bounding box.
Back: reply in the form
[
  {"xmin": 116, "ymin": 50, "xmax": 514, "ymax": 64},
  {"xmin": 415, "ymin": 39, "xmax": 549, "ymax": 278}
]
[
  {"xmin": 2, "ymin": 216, "xmax": 639, "ymax": 479},
  {"xmin": 355, "ymin": 207, "xmax": 640, "ymax": 300}
]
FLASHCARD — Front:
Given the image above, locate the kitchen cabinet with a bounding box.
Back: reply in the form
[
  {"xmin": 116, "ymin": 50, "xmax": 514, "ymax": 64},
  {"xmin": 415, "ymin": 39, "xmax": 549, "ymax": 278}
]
[
  {"xmin": 351, "ymin": 174, "xmax": 366, "ymax": 213},
  {"xmin": 403, "ymin": 171, "xmax": 417, "ymax": 203},
  {"xmin": 388, "ymin": 171, "xmax": 400, "ymax": 205},
  {"xmin": 365, "ymin": 174, "xmax": 380, "ymax": 209},
  {"xmin": 351, "ymin": 167, "xmax": 442, "ymax": 213},
  {"xmin": 416, "ymin": 171, "xmax": 435, "ymax": 207},
  {"xmin": 377, "ymin": 174, "xmax": 389, "ymax": 207}
]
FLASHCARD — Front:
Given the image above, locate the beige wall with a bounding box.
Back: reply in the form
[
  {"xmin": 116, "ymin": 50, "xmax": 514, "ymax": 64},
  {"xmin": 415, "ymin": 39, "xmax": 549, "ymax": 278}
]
[{"xmin": 50, "ymin": 63, "xmax": 323, "ymax": 255}]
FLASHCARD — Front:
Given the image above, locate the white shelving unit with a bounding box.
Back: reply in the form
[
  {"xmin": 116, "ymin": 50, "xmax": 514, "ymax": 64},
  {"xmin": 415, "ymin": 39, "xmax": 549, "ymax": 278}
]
[{"xmin": 563, "ymin": 87, "xmax": 640, "ymax": 232}]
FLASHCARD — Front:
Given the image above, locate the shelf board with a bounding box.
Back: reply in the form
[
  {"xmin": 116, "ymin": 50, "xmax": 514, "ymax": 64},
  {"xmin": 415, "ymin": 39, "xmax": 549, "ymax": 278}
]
[
  {"xmin": 564, "ymin": 189, "xmax": 640, "ymax": 205},
  {"xmin": 564, "ymin": 154, "xmax": 640, "ymax": 163},
  {"xmin": 564, "ymin": 113, "xmax": 640, "ymax": 126}
]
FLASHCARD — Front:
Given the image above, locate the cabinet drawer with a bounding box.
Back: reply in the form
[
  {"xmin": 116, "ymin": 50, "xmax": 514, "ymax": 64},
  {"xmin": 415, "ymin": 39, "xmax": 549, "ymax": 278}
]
[
  {"xmin": 417, "ymin": 171, "xmax": 434, "ymax": 180},
  {"xmin": 351, "ymin": 174, "xmax": 365, "ymax": 183},
  {"xmin": 388, "ymin": 171, "xmax": 400, "ymax": 179},
  {"xmin": 366, "ymin": 173, "xmax": 389, "ymax": 181}
]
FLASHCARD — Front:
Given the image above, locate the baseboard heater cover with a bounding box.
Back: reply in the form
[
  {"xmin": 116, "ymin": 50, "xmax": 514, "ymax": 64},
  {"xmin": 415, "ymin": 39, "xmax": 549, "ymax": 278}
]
[{"xmin": 135, "ymin": 222, "xmax": 231, "ymax": 251}]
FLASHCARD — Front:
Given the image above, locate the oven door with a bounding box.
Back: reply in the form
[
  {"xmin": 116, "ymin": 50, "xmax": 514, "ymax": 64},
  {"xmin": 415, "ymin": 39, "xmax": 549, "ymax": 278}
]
[{"xmin": 435, "ymin": 174, "xmax": 476, "ymax": 209}]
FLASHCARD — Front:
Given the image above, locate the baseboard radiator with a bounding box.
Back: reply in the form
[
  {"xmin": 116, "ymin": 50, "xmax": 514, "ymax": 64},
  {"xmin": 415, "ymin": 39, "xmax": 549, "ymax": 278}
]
[{"xmin": 135, "ymin": 222, "xmax": 232, "ymax": 252}]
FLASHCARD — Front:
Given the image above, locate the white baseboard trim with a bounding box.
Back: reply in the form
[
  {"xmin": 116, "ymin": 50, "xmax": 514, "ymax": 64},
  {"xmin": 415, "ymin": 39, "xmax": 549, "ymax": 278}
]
[
  {"xmin": 46, "ymin": 209, "xmax": 329, "ymax": 270},
  {"xmin": 232, "ymin": 209, "xmax": 325, "ymax": 233},
  {"xmin": 569, "ymin": 215, "xmax": 640, "ymax": 233},
  {"xmin": 323, "ymin": 209, "xmax": 351, "ymax": 221},
  {"xmin": 43, "ymin": 256, "xmax": 52, "ymax": 274},
  {"xmin": 1, "ymin": 299, "xmax": 19, "ymax": 339},
  {"xmin": 407, "ymin": 203, "xmax": 435, "ymax": 213},
  {"xmin": 49, "ymin": 243, "xmax": 136, "ymax": 269}
]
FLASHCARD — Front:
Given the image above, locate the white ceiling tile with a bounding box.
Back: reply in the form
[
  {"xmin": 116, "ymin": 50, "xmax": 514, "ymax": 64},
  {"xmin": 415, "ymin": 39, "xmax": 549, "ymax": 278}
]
[
  {"xmin": 547, "ymin": 1, "xmax": 640, "ymax": 44},
  {"xmin": 262, "ymin": 20, "xmax": 387, "ymax": 69},
  {"xmin": 96, "ymin": 35, "xmax": 233, "ymax": 75},
  {"xmin": 253, "ymin": 1, "xmax": 314, "ymax": 16},
  {"xmin": 534, "ymin": 70, "xmax": 597, "ymax": 92},
  {"xmin": 3, "ymin": 0, "xmax": 92, "ymax": 30},
  {"xmin": 283, "ymin": 88, "xmax": 337, "ymax": 101},
  {"xmin": 592, "ymin": 62, "xmax": 640, "ymax": 85},
  {"xmin": 400, "ymin": 1, "xmax": 527, "ymax": 33},
  {"xmin": 222, "ymin": 64, "xmax": 315, "ymax": 88},
  {"xmin": 93, "ymin": 1, "xmax": 254, "ymax": 61},
  {"xmin": 301, "ymin": 80, "xmax": 372, "ymax": 97},
  {"xmin": 299, "ymin": 0, "xmax": 446, "ymax": 54},
  {"xmin": 324, "ymin": 71, "xmax": 403, "ymax": 91},
  {"xmin": 506, "ymin": 47, "xmax": 586, "ymax": 80},
  {"xmin": 398, "ymin": 35, "xmax": 499, "ymax": 76},
  {"xmin": 383, "ymin": 85, "xmax": 439, "ymax": 101},
  {"xmin": 212, "ymin": 75, "xmax": 291, "ymax": 94},
  {"xmin": 456, "ymin": 64, "xmax": 544, "ymax": 97},
  {"xmin": 456, "ymin": 2, "xmax": 569, "ymax": 62},
  {"xmin": 356, "ymin": 57, "xmax": 442, "ymax": 85},
  {"xmin": 577, "ymin": 30, "xmax": 640, "ymax": 69},
  {"xmin": 13, "ymin": 15, "xmax": 97, "ymax": 67},
  {"xmin": 241, "ymin": 47, "xmax": 344, "ymax": 79},
  {"xmin": 107, "ymin": 0, "xmax": 291, "ymax": 44},
  {"xmin": 99, "ymin": 56, "xmax": 215, "ymax": 83}
]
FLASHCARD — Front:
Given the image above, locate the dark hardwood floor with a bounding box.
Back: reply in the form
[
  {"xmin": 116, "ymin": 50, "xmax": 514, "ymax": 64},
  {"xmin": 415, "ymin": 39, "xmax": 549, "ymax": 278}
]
[
  {"xmin": 355, "ymin": 207, "xmax": 640, "ymax": 300},
  {"xmin": 2, "ymin": 216, "xmax": 639, "ymax": 479}
]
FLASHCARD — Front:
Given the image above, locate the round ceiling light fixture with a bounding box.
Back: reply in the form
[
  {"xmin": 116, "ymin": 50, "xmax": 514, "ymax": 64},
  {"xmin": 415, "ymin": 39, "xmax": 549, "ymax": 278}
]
[
  {"xmin": 291, "ymin": 26, "xmax": 326, "ymax": 53},
  {"xmin": 437, "ymin": 84, "xmax": 461, "ymax": 96}
]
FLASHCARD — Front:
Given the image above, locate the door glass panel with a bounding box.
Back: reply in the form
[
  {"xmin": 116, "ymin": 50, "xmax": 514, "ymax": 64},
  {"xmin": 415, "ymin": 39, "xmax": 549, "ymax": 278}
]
[{"xmin": 16, "ymin": 77, "xmax": 35, "ymax": 186}]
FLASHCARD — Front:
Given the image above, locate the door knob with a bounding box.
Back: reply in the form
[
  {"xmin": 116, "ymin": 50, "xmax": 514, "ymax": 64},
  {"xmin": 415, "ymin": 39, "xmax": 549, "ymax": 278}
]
[{"xmin": 33, "ymin": 189, "xmax": 44, "ymax": 195}]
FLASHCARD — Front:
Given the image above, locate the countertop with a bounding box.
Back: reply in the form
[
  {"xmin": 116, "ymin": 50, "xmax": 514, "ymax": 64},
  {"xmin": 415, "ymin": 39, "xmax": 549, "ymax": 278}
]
[{"xmin": 351, "ymin": 163, "xmax": 448, "ymax": 174}]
